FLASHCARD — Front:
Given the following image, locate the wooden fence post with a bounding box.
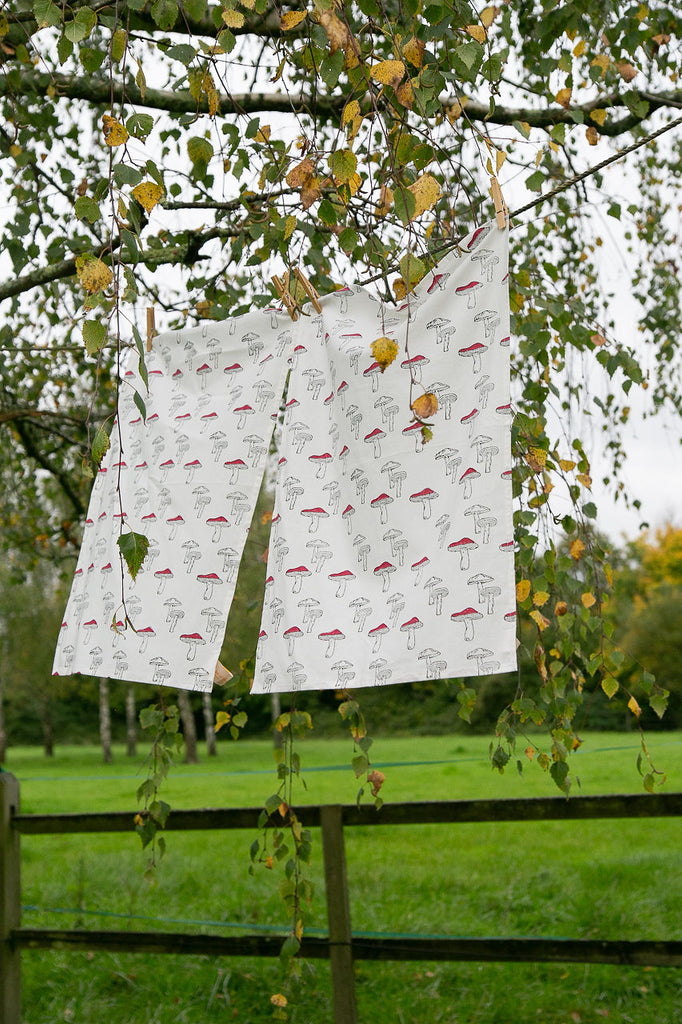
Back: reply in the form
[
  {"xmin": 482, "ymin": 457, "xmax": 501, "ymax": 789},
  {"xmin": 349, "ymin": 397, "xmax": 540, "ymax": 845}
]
[
  {"xmin": 0, "ymin": 773, "xmax": 21, "ymax": 1024},
  {"xmin": 320, "ymin": 805, "xmax": 358, "ymax": 1024}
]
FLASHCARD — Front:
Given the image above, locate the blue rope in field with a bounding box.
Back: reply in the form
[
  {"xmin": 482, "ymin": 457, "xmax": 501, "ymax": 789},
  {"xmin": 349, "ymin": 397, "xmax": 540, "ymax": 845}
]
[
  {"xmin": 9, "ymin": 738, "xmax": 682, "ymax": 783},
  {"xmin": 20, "ymin": 903, "xmax": 578, "ymax": 944}
]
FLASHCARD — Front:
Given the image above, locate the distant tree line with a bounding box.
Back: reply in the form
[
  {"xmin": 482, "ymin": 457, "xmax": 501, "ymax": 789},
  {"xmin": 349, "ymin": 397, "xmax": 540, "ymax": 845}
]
[{"xmin": 1, "ymin": 521, "xmax": 680, "ymax": 763}]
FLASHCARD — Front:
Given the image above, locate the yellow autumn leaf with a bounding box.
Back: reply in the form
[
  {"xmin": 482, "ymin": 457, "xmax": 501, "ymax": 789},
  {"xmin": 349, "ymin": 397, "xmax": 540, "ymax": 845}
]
[
  {"xmin": 529, "ymin": 609, "xmax": 550, "ymax": 631},
  {"xmin": 602, "ymin": 676, "xmax": 619, "ymax": 699},
  {"xmin": 286, "ymin": 157, "xmax": 315, "ymax": 188},
  {"xmin": 395, "ymin": 78, "xmax": 414, "ymax": 108},
  {"xmin": 591, "ymin": 332, "xmax": 606, "ymax": 346},
  {"xmin": 591, "ymin": 54, "xmax": 610, "ymax": 75},
  {"xmin": 132, "ymin": 181, "xmax": 164, "ymax": 213},
  {"xmin": 533, "ymin": 591, "xmax": 550, "ymax": 607},
  {"xmin": 586, "ymin": 126, "xmax": 599, "ymax": 146},
  {"xmin": 616, "ymin": 60, "xmax": 638, "ymax": 82},
  {"xmin": 570, "ymin": 538, "xmax": 586, "ymax": 561},
  {"xmin": 222, "ymin": 8, "xmax": 244, "ymax": 27},
  {"xmin": 408, "ymin": 173, "xmax": 441, "ymax": 218},
  {"xmin": 376, "ymin": 184, "xmax": 394, "ymax": 216},
  {"xmin": 342, "ymin": 100, "xmax": 360, "ymax": 127},
  {"xmin": 628, "ymin": 695, "xmax": 642, "ymax": 717},
  {"xmin": 496, "ymin": 149, "xmax": 506, "ymax": 173},
  {"xmin": 480, "ymin": 6, "xmax": 498, "ymax": 27},
  {"xmin": 346, "ymin": 171, "xmax": 361, "ymax": 197},
  {"xmin": 368, "ymin": 335, "xmax": 395, "ymax": 372},
  {"xmin": 446, "ymin": 97, "xmax": 468, "ymax": 121},
  {"xmin": 270, "ymin": 994, "xmax": 288, "ymax": 1008},
  {"xmin": 392, "ymin": 278, "xmax": 407, "ymax": 301},
  {"xmin": 581, "ymin": 592, "xmax": 597, "ymax": 609},
  {"xmin": 402, "ymin": 36, "xmax": 425, "ymax": 68},
  {"xmin": 524, "ymin": 745, "xmax": 535, "ymax": 760},
  {"xmin": 604, "ymin": 563, "xmax": 614, "ymax": 587},
  {"xmin": 102, "ymin": 114, "xmax": 129, "ymax": 147},
  {"xmin": 576, "ymin": 472, "xmax": 592, "ymax": 488},
  {"xmin": 317, "ymin": 9, "xmax": 349, "ymax": 51},
  {"xmin": 527, "ymin": 445, "xmax": 547, "ymax": 470},
  {"xmin": 283, "ymin": 215, "xmax": 296, "ymax": 240},
  {"xmin": 590, "ymin": 108, "xmax": 607, "ymax": 126},
  {"xmin": 573, "ymin": 39, "xmax": 586, "ymax": 56},
  {"xmin": 280, "ymin": 10, "xmax": 306, "ymax": 30},
  {"xmin": 516, "ymin": 579, "xmax": 531, "ymax": 602},
  {"xmin": 9, "ymin": 143, "xmax": 21, "ymax": 159},
  {"xmin": 295, "ymin": 918, "xmax": 304, "ymax": 941},
  {"xmin": 559, "ymin": 459, "xmax": 576, "ymax": 472},
  {"xmin": 76, "ymin": 255, "xmax": 113, "ymax": 294},
  {"xmin": 466, "ymin": 24, "xmax": 486, "ymax": 42},
  {"xmin": 411, "ymin": 391, "xmax": 439, "ymax": 420},
  {"xmin": 254, "ymin": 125, "xmax": 271, "ymax": 143},
  {"xmin": 370, "ymin": 59, "xmax": 406, "ymax": 88},
  {"xmin": 555, "ymin": 87, "xmax": 572, "ymax": 108},
  {"xmin": 554, "ymin": 601, "xmax": 568, "ymax": 616}
]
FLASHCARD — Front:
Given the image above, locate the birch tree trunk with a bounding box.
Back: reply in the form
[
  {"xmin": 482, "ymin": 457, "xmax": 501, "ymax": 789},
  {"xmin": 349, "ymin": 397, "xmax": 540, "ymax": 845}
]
[
  {"xmin": 177, "ymin": 689, "xmax": 199, "ymax": 764},
  {"xmin": 125, "ymin": 686, "xmax": 137, "ymax": 757},
  {"xmin": 201, "ymin": 692, "xmax": 217, "ymax": 757},
  {"xmin": 99, "ymin": 677, "xmax": 113, "ymax": 764},
  {"xmin": 0, "ymin": 679, "xmax": 6, "ymax": 764}
]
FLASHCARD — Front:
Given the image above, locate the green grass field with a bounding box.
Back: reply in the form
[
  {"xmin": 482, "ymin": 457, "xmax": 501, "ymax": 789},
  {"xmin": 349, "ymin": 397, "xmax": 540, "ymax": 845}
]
[{"xmin": 4, "ymin": 731, "xmax": 682, "ymax": 1024}]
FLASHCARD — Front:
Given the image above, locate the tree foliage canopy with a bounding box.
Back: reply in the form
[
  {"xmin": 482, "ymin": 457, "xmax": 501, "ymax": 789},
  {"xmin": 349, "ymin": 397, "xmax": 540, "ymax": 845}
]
[{"xmin": 2, "ymin": 0, "xmax": 682, "ymax": 785}]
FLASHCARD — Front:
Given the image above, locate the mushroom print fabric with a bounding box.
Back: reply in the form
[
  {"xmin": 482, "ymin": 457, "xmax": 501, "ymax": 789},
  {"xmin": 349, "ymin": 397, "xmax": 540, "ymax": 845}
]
[
  {"xmin": 54, "ymin": 220, "xmax": 516, "ymax": 693},
  {"xmin": 53, "ymin": 310, "xmax": 294, "ymax": 692},
  {"xmin": 252, "ymin": 221, "xmax": 516, "ymax": 693}
]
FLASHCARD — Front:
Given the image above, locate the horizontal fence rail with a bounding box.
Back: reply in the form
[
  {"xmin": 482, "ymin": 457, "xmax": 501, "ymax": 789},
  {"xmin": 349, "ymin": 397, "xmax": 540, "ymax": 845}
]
[
  {"xmin": 12, "ymin": 791, "xmax": 682, "ymax": 834},
  {"xmin": 3, "ymin": 777, "xmax": 682, "ymax": 1024}
]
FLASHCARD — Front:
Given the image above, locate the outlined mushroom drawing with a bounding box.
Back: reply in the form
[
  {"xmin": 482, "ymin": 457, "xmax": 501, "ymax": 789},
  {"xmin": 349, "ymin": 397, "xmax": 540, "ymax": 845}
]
[
  {"xmin": 467, "ymin": 647, "xmax": 494, "ymax": 676},
  {"xmin": 184, "ymin": 459, "xmax": 201, "ymax": 484},
  {"xmin": 349, "ymin": 596, "xmax": 371, "ymax": 632},
  {"xmin": 410, "ymin": 556, "xmax": 429, "ymax": 586},
  {"xmin": 285, "ymin": 565, "xmax": 312, "ymax": 594},
  {"xmin": 468, "ymin": 572, "xmax": 494, "ymax": 604},
  {"xmin": 373, "ymin": 561, "xmax": 396, "ymax": 593},
  {"xmin": 283, "ymin": 626, "xmax": 303, "ymax": 657},
  {"xmin": 409, "ymin": 487, "xmax": 438, "ymax": 520},
  {"xmin": 400, "ymin": 616, "xmax": 423, "ymax": 651},
  {"xmin": 318, "ymin": 629, "xmax": 344, "ymax": 659},
  {"xmin": 458, "ymin": 342, "xmax": 488, "ymax": 374},
  {"xmin": 300, "ymin": 507, "xmax": 329, "ymax": 534},
  {"xmin": 206, "ymin": 516, "xmax": 230, "ymax": 542},
  {"xmin": 459, "ymin": 467, "xmax": 480, "ymax": 500},
  {"xmin": 197, "ymin": 572, "xmax": 222, "ymax": 601},
  {"xmin": 370, "ymin": 492, "xmax": 393, "ymax": 525},
  {"xmin": 341, "ymin": 504, "xmax": 355, "ymax": 535},
  {"xmin": 455, "ymin": 280, "xmax": 482, "ymax": 308},
  {"xmin": 328, "ymin": 569, "xmax": 356, "ymax": 598},
  {"xmin": 368, "ymin": 623, "xmax": 389, "ymax": 654},
  {"xmin": 451, "ymin": 607, "xmax": 482, "ymax": 641},
  {"xmin": 364, "ymin": 427, "xmax": 386, "ymax": 459},
  {"xmin": 137, "ymin": 626, "xmax": 156, "ymax": 654},
  {"xmin": 154, "ymin": 568, "xmax": 173, "ymax": 595},
  {"xmin": 448, "ymin": 537, "xmax": 478, "ymax": 571},
  {"xmin": 308, "ymin": 452, "xmax": 333, "ymax": 479},
  {"xmin": 180, "ymin": 633, "xmax": 205, "ymax": 662}
]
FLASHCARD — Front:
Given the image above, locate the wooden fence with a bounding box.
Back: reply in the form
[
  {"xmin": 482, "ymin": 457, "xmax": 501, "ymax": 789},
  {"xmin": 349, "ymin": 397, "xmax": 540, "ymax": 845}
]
[{"xmin": 2, "ymin": 773, "xmax": 682, "ymax": 1024}]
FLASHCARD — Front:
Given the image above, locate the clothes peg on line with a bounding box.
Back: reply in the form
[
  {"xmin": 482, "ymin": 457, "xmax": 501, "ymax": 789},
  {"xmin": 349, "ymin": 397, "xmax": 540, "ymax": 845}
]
[
  {"xmin": 271, "ymin": 266, "xmax": 323, "ymax": 321},
  {"xmin": 490, "ymin": 175, "xmax": 508, "ymax": 230},
  {"xmin": 146, "ymin": 307, "xmax": 156, "ymax": 352}
]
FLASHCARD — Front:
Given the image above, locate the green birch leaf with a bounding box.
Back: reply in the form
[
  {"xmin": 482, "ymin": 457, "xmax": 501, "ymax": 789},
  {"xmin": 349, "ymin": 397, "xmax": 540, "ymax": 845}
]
[
  {"xmin": 133, "ymin": 390, "xmax": 147, "ymax": 422},
  {"xmin": 33, "ymin": 0, "xmax": 62, "ymax": 28},
  {"xmin": 183, "ymin": 0, "xmax": 207, "ymax": 18},
  {"xmin": 127, "ymin": 113, "xmax": 154, "ymax": 140},
  {"xmin": 330, "ymin": 148, "xmax": 357, "ymax": 183},
  {"xmin": 394, "ymin": 188, "xmax": 417, "ymax": 225},
  {"xmin": 279, "ymin": 933, "xmax": 300, "ymax": 961},
  {"xmin": 56, "ymin": 34, "xmax": 73, "ymax": 63},
  {"xmin": 151, "ymin": 0, "xmax": 179, "ymax": 31},
  {"xmin": 91, "ymin": 425, "xmax": 111, "ymax": 468},
  {"xmin": 82, "ymin": 319, "xmax": 106, "ymax": 355},
  {"xmin": 74, "ymin": 196, "xmax": 101, "ymax": 223},
  {"xmin": 166, "ymin": 43, "xmax": 197, "ymax": 65},
  {"xmin": 117, "ymin": 531, "xmax": 150, "ymax": 581},
  {"xmin": 111, "ymin": 28, "xmax": 127, "ymax": 62}
]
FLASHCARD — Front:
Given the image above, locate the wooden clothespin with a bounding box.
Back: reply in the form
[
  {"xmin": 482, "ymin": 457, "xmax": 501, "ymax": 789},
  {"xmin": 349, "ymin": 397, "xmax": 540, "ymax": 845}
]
[
  {"xmin": 293, "ymin": 267, "xmax": 322, "ymax": 314},
  {"xmin": 490, "ymin": 175, "xmax": 508, "ymax": 230},
  {"xmin": 271, "ymin": 266, "xmax": 322, "ymax": 321},
  {"xmin": 146, "ymin": 307, "xmax": 156, "ymax": 352}
]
